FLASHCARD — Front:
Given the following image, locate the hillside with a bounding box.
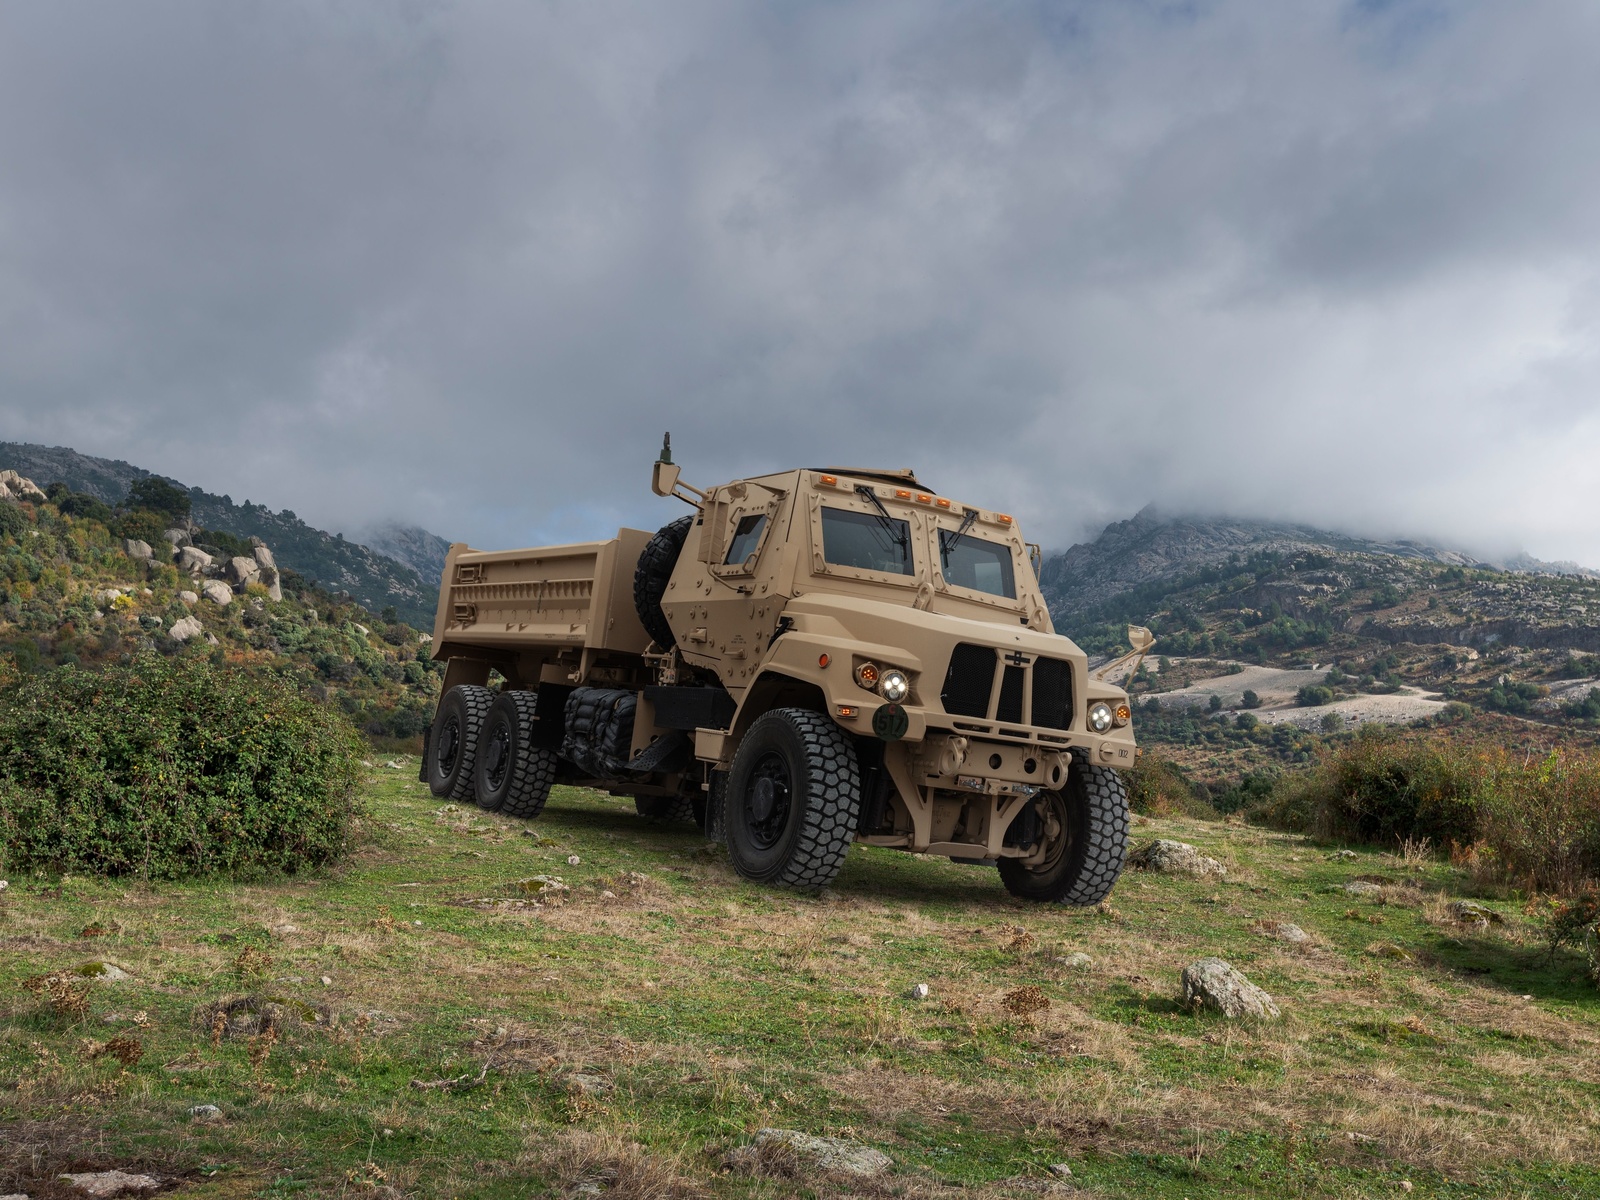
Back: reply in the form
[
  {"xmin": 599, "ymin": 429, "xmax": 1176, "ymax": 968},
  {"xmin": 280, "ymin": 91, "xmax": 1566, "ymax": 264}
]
[
  {"xmin": 0, "ymin": 471, "xmax": 444, "ymax": 741},
  {"xmin": 0, "ymin": 442, "xmax": 444, "ymax": 628}
]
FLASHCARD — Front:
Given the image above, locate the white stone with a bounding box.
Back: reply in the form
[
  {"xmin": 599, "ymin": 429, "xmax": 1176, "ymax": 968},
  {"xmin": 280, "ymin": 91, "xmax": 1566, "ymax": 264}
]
[
  {"xmin": 163, "ymin": 528, "xmax": 191, "ymax": 547},
  {"xmin": 57, "ymin": 1170, "xmax": 160, "ymax": 1197},
  {"xmin": 259, "ymin": 565, "xmax": 283, "ymax": 602},
  {"xmin": 1257, "ymin": 921, "xmax": 1309, "ymax": 944},
  {"xmin": 188, "ymin": 1104, "xmax": 223, "ymax": 1121},
  {"xmin": 1128, "ymin": 839, "xmax": 1227, "ymax": 878},
  {"xmin": 201, "ymin": 580, "xmax": 233, "ymax": 606},
  {"xmin": 253, "ymin": 545, "xmax": 276, "ymax": 570},
  {"xmin": 226, "ymin": 556, "xmax": 260, "ymax": 586},
  {"xmin": 908, "ymin": 983, "xmax": 931, "ymax": 1001},
  {"xmin": 178, "ymin": 590, "xmax": 199, "ymax": 606},
  {"xmin": 750, "ymin": 1129, "xmax": 892, "ymax": 1178},
  {"xmin": 1180, "ymin": 958, "xmax": 1280, "ymax": 1019},
  {"xmin": 1345, "ymin": 881, "xmax": 1384, "ymax": 897},
  {"xmin": 122, "ymin": 539, "xmax": 153, "ymax": 560},
  {"xmin": 0, "ymin": 469, "xmax": 46, "ymax": 501},
  {"xmin": 176, "ymin": 546, "xmax": 213, "ymax": 574}
]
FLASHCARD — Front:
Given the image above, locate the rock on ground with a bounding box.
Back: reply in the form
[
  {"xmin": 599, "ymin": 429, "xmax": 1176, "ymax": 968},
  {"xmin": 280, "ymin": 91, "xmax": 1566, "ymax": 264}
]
[
  {"xmin": 908, "ymin": 983, "xmax": 931, "ymax": 1000},
  {"xmin": 1256, "ymin": 921, "xmax": 1309, "ymax": 944},
  {"xmin": 188, "ymin": 1103, "xmax": 223, "ymax": 1121},
  {"xmin": 57, "ymin": 1170, "xmax": 160, "ymax": 1197},
  {"xmin": 253, "ymin": 544, "xmax": 276, "ymax": 570},
  {"xmin": 163, "ymin": 528, "xmax": 191, "ymax": 548},
  {"xmin": 1345, "ymin": 881, "xmax": 1385, "ymax": 896},
  {"xmin": 1128, "ymin": 839, "xmax": 1227, "ymax": 878},
  {"xmin": 747, "ymin": 1129, "xmax": 892, "ymax": 1178},
  {"xmin": 259, "ymin": 564, "xmax": 283, "ymax": 601},
  {"xmin": 226, "ymin": 556, "xmax": 260, "ymax": 585},
  {"xmin": 176, "ymin": 545, "xmax": 213, "ymax": 574},
  {"xmin": 1180, "ymin": 958, "xmax": 1280, "ymax": 1019},
  {"xmin": 201, "ymin": 580, "xmax": 233, "ymax": 607},
  {"xmin": 0, "ymin": 469, "xmax": 47, "ymax": 501},
  {"xmin": 1448, "ymin": 900, "xmax": 1504, "ymax": 926},
  {"xmin": 122, "ymin": 539, "xmax": 153, "ymax": 560},
  {"xmin": 177, "ymin": 590, "xmax": 199, "ymax": 606},
  {"xmin": 168, "ymin": 615, "xmax": 204, "ymax": 643}
]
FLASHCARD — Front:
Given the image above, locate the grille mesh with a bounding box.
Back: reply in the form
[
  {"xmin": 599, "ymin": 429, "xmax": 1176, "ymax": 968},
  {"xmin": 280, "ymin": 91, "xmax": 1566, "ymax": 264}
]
[
  {"xmin": 1031, "ymin": 657, "xmax": 1074, "ymax": 730},
  {"xmin": 997, "ymin": 665, "xmax": 1026, "ymax": 724},
  {"xmin": 940, "ymin": 643, "xmax": 996, "ymax": 718}
]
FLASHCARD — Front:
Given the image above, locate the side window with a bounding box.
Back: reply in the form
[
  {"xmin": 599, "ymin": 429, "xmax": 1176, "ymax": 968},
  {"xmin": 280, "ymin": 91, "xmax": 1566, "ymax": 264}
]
[
  {"xmin": 941, "ymin": 535, "xmax": 1017, "ymax": 598},
  {"xmin": 821, "ymin": 506, "xmax": 914, "ymax": 576},
  {"xmin": 724, "ymin": 513, "xmax": 768, "ymax": 565}
]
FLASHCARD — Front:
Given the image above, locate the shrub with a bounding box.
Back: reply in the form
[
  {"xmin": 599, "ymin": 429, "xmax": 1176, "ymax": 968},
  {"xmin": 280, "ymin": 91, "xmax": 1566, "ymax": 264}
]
[
  {"xmin": 1296, "ymin": 684, "xmax": 1335, "ymax": 707},
  {"xmin": 0, "ymin": 656, "xmax": 364, "ymax": 879},
  {"xmin": 1476, "ymin": 750, "xmax": 1600, "ymax": 893},
  {"xmin": 1123, "ymin": 754, "xmax": 1216, "ymax": 819},
  {"xmin": 0, "ymin": 502, "xmax": 28, "ymax": 540},
  {"xmin": 1241, "ymin": 690, "xmax": 1261, "ymax": 709}
]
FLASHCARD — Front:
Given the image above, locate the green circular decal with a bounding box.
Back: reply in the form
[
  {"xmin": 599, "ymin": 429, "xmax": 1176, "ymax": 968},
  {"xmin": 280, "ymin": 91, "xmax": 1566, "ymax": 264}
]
[{"xmin": 872, "ymin": 702, "xmax": 909, "ymax": 741}]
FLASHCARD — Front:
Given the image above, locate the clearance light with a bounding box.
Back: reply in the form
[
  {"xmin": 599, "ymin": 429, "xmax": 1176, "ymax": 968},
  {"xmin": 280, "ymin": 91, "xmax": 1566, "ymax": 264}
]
[
  {"xmin": 895, "ymin": 488, "xmax": 911, "ymax": 499},
  {"xmin": 935, "ymin": 497, "xmax": 952, "ymax": 508},
  {"xmin": 818, "ymin": 653, "xmax": 831, "ymax": 668},
  {"xmin": 837, "ymin": 704, "xmax": 859, "ymax": 719},
  {"xmin": 819, "ymin": 474, "xmax": 838, "ymax": 486},
  {"xmin": 855, "ymin": 661, "xmax": 880, "ymax": 688},
  {"xmin": 916, "ymin": 493, "xmax": 933, "ymax": 504},
  {"xmin": 997, "ymin": 513, "xmax": 1013, "ymax": 525},
  {"xmin": 1114, "ymin": 703, "xmax": 1132, "ymax": 727}
]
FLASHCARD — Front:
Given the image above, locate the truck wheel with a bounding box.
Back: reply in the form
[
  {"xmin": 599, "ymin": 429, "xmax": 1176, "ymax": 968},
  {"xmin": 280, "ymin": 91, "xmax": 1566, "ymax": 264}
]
[
  {"xmin": 633, "ymin": 515, "xmax": 693, "ymax": 648},
  {"xmin": 997, "ymin": 764, "xmax": 1129, "ymax": 905},
  {"xmin": 475, "ymin": 691, "xmax": 558, "ymax": 818},
  {"xmin": 635, "ymin": 795, "xmax": 696, "ymax": 823},
  {"xmin": 427, "ymin": 684, "xmax": 493, "ymax": 802},
  {"xmin": 724, "ymin": 708, "xmax": 860, "ymax": 890}
]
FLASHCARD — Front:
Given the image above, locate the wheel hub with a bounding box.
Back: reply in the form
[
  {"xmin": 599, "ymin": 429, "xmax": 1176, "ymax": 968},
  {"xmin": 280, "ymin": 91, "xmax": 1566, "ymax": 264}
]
[
  {"xmin": 485, "ymin": 726, "xmax": 510, "ymax": 788},
  {"xmin": 437, "ymin": 717, "xmax": 461, "ymax": 772},
  {"xmin": 744, "ymin": 753, "xmax": 793, "ymax": 850}
]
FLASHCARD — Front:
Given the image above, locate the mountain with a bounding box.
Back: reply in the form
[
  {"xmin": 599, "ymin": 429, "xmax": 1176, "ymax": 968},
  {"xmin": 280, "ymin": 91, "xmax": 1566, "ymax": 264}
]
[
  {"xmin": 1041, "ymin": 506, "xmax": 1597, "ymax": 623},
  {"xmin": 357, "ymin": 521, "xmax": 452, "ymax": 588},
  {"xmin": 0, "ymin": 442, "xmax": 446, "ymax": 629}
]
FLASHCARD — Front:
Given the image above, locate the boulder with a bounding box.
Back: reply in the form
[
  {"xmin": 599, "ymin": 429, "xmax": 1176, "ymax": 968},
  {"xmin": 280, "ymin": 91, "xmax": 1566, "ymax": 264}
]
[
  {"xmin": 1180, "ymin": 958, "xmax": 1280, "ymax": 1019},
  {"xmin": 1345, "ymin": 881, "xmax": 1385, "ymax": 897},
  {"xmin": 163, "ymin": 528, "xmax": 191, "ymax": 548},
  {"xmin": 168, "ymin": 615, "xmax": 205, "ymax": 643},
  {"xmin": 122, "ymin": 539, "xmax": 153, "ymax": 561},
  {"xmin": 1448, "ymin": 900, "xmax": 1504, "ymax": 927},
  {"xmin": 1129, "ymin": 839, "xmax": 1227, "ymax": 878},
  {"xmin": 178, "ymin": 590, "xmax": 199, "ymax": 606},
  {"xmin": 0, "ymin": 469, "xmax": 46, "ymax": 502},
  {"xmin": 57, "ymin": 1170, "xmax": 159, "ymax": 1197},
  {"xmin": 1256, "ymin": 920, "xmax": 1309, "ymax": 944},
  {"xmin": 201, "ymin": 581, "xmax": 233, "ymax": 607},
  {"xmin": 259, "ymin": 565, "xmax": 283, "ymax": 602},
  {"xmin": 93, "ymin": 588, "xmax": 123, "ymax": 606},
  {"xmin": 745, "ymin": 1129, "xmax": 892, "ymax": 1179},
  {"xmin": 226, "ymin": 556, "xmax": 260, "ymax": 586},
  {"xmin": 176, "ymin": 546, "xmax": 213, "ymax": 574},
  {"xmin": 253, "ymin": 544, "xmax": 276, "ymax": 570}
]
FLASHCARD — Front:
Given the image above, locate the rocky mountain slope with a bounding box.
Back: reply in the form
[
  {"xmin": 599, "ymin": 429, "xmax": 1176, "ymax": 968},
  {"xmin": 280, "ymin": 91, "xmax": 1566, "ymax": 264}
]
[{"xmin": 0, "ymin": 442, "xmax": 446, "ymax": 628}]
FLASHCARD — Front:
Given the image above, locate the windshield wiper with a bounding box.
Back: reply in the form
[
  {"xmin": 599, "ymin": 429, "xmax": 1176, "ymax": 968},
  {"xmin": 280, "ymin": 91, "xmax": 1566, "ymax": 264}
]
[
  {"xmin": 939, "ymin": 509, "xmax": 979, "ymax": 567},
  {"xmin": 854, "ymin": 485, "xmax": 909, "ymax": 560}
]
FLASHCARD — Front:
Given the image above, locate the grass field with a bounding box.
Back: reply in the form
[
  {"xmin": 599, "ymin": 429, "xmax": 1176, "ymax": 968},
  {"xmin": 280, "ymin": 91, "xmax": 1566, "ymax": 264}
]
[{"xmin": 4, "ymin": 762, "xmax": 1599, "ymax": 1199}]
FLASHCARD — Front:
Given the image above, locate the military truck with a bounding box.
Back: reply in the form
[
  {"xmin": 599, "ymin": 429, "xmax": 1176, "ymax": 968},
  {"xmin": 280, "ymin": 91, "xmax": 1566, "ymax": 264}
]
[{"xmin": 423, "ymin": 437, "xmax": 1147, "ymax": 903}]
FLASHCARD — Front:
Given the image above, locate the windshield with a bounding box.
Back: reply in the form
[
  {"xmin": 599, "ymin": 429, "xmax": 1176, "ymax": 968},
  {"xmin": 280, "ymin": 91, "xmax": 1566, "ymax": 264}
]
[
  {"xmin": 941, "ymin": 533, "xmax": 1016, "ymax": 598},
  {"xmin": 820, "ymin": 506, "xmax": 914, "ymax": 576}
]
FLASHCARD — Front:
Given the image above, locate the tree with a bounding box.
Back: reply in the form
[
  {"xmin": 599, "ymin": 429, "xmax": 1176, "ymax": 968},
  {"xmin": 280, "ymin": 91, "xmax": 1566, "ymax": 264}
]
[
  {"xmin": 124, "ymin": 477, "xmax": 191, "ymax": 524},
  {"xmin": 1208, "ymin": 693, "xmax": 1223, "ymax": 712},
  {"xmin": 1241, "ymin": 689, "xmax": 1261, "ymax": 709}
]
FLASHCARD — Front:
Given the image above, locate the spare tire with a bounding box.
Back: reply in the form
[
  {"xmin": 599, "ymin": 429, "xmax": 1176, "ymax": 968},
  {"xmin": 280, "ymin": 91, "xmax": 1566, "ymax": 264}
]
[{"xmin": 633, "ymin": 514, "xmax": 693, "ymax": 649}]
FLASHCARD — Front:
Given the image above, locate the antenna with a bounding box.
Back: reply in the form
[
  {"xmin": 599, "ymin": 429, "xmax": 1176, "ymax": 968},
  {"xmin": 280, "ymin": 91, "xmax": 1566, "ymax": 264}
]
[{"xmin": 659, "ymin": 432, "xmax": 673, "ymax": 465}]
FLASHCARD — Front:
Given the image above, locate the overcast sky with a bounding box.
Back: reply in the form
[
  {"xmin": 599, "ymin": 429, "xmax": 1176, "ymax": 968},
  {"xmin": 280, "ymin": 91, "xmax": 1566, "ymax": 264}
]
[{"xmin": 2, "ymin": 1, "xmax": 1598, "ymax": 563}]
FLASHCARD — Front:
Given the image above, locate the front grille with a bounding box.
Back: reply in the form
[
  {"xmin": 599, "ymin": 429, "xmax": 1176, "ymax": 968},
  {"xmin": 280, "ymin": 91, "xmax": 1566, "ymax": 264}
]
[
  {"xmin": 941, "ymin": 643, "xmax": 996, "ymax": 718},
  {"xmin": 1031, "ymin": 657, "xmax": 1074, "ymax": 730},
  {"xmin": 997, "ymin": 665, "xmax": 1026, "ymax": 724}
]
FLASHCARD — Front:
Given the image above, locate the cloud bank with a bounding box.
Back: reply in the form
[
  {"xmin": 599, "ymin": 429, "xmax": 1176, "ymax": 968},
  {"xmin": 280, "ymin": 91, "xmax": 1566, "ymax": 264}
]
[{"xmin": 1, "ymin": 1, "xmax": 1597, "ymax": 562}]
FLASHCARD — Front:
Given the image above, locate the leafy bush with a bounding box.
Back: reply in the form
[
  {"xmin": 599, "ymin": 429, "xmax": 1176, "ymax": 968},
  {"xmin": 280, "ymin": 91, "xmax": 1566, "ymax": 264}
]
[
  {"xmin": 1475, "ymin": 751, "xmax": 1600, "ymax": 893},
  {"xmin": 1241, "ymin": 689, "xmax": 1261, "ymax": 709},
  {"xmin": 0, "ymin": 502, "xmax": 28, "ymax": 540},
  {"xmin": 1123, "ymin": 754, "xmax": 1216, "ymax": 819},
  {"xmin": 0, "ymin": 656, "xmax": 364, "ymax": 879},
  {"xmin": 1296, "ymin": 684, "xmax": 1335, "ymax": 707},
  {"xmin": 125, "ymin": 476, "xmax": 192, "ymax": 524}
]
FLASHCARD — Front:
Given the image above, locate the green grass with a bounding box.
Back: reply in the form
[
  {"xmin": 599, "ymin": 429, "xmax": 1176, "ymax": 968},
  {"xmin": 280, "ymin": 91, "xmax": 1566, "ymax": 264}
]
[{"xmin": 3, "ymin": 765, "xmax": 1598, "ymax": 1198}]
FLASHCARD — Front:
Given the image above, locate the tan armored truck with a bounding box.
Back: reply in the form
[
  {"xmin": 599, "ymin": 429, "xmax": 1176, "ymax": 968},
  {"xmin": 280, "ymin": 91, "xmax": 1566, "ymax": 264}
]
[{"xmin": 424, "ymin": 438, "xmax": 1146, "ymax": 903}]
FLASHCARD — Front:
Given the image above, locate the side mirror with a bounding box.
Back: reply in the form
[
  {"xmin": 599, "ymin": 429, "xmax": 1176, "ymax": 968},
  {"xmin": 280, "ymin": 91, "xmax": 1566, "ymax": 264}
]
[
  {"xmin": 652, "ymin": 460, "xmax": 682, "ymax": 497},
  {"xmin": 1128, "ymin": 625, "xmax": 1154, "ymax": 654}
]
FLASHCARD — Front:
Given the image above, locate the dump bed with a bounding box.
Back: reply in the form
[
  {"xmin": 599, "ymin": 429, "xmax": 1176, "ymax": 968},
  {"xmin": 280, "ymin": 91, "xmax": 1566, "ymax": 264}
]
[{"xmin": 431, "ymin": 529, "xmax": 654, "ymax": 658}]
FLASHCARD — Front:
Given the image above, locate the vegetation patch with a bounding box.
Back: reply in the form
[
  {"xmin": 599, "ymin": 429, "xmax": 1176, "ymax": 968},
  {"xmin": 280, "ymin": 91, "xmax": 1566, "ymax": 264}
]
[{"xmin": 0, "ymin": 655, "xmax": 364, "ymax": 879}]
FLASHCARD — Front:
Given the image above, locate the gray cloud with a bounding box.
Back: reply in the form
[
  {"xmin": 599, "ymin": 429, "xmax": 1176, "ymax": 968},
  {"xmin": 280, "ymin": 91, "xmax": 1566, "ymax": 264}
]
[{"xmin": 2, "ymin": 0, "xmax": 1597, "ymax": 564}]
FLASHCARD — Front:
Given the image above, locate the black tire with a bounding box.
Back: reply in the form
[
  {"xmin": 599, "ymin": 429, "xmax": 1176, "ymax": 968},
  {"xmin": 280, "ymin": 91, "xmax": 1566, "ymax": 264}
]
[
  {"xmin": 724, "ymin": 708, "xmax": 860, "ymax": 890},
  {"xmin": 633, "ymin": 515, "xmax": 693, "ymax": 649},
  {"xmin": 997, "ymin": 763, "xmax": 1129, "ymax": 905},
  {"xmin": 475, "ymin": 691, "xmax": 558, "ymax": 818},
  {"xmin": 427, "ymin": 684, "xmax": 493, "ymax": 802},
  {"xmin": 635, "ymin": 795, "xmax": 696, "ymax": 823}
]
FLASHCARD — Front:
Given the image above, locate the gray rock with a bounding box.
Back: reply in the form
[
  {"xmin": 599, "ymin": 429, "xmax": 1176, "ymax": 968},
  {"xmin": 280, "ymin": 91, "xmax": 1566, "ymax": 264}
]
[
  {"xmin": 79, "ymin": 962, "xmax": 133, "ymax": 981},
  {"xmin": 0, "ymin": 469, "xmax": 47, "ymax": 501},
  {"xmin": 1049, "ymin": 1163, "xmax": 1074, "ymax": 1179},
  {"xmin": 908, "ymin": 983, "xmax": 931, "ymax": 1001},
  {"xmin": 1345, "ymin": 881, "xmax": 1385, "ymax": 897},
  {"xmin": 226, "ymin": 556, "xmax": 260, "ymax": 586},
  {"xmin": 1180, "ymin": 958, "xmax": 1280, "ymax": 1019},
  {"xmin": 1448, "ymin": 899, "xmax": 1504, "ymax": 926},
  {"xmin": 205, "ymin": 633, "xmax": 219, "ymax": 645},
  {"xmin": 122, "ymin": 539, "xmax": 153, "ymax": 561},
  {"xmin": 1062, "ymin": 951, "xmax": 1094, "ymax": 968},
  {"xmin": 1257, "ymin": 921, "xmax": 1309, "ymax": 944},
  {"xmin": 93, "ymin": 587, "xmax": 123, "ymax": 606},
  {"xmin": 259, "ymin": 565, "xmax": 283, "ymax": 602},
  {"xmin": 201, "ymin": 580, "xmax": 233, "ymax": 607},
  {"xmin": 0, "ymin": 1191, "xmax": 31, "ymax": 1199},
  {"xmin": 188, "ymin": 1103, "xmax": 223, "ymax": 1122},
  {"xmin": 168, "ymin": 615, "xmax": 205, "ymax": 643},
  {"xmin": 1128, "ymin": 839, "xmax": 1227, "ymax": 878},
  {"xmin": 163, "ymin": 528, "xmax": 191, "ymax": 548},
  {"xmin": 253, "ymin": 545, "xmax": 276, "ymax": 570},
  {"xmin": 57, "ymin": 1170, "xmax": 160, "ymax": 1197},
  {"xmin": 750, "ymin": 1129, "xmax": 892, "ymax": 1178},
  {"xmin": 178, "ymin": 590, "xmax": 199, "ymax": 606},
  {"xmin": 565, "ymin": 1072, "xmax": 611, "ymax": 1097},
  {"xmin": 176, "ymin": 546, "xmax": 213, "ymax": 574}
]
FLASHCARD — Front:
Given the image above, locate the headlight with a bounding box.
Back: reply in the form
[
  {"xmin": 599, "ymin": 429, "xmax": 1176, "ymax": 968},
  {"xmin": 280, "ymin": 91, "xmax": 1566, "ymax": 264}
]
[
  {"xmin": 878, "ymin": 670, "xmax": 910, "ymax": 703},
  {"xmin": 1088, "ymin": 702, "xmax": 1114, "ymax": 733}
]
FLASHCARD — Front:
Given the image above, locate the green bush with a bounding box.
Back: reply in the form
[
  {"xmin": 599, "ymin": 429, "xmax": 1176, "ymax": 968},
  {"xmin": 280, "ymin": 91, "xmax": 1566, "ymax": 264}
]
[
  {"xmin": 0, "ymin": 656, "xmax": 364, "ymax": 879},
  {"xmin": 1124, "ymin": 754, "xmax": 1216, "ymax": 819},
  {"xmin": 1296, "ymin": 684, "xmax": 1335, "ymax": 707}
]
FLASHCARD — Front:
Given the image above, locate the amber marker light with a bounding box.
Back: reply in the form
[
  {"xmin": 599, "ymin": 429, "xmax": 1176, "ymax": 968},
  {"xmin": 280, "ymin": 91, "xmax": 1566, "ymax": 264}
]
[
  {"xmin": 837, "ymin": 704, "xmax": 859, "ymax": 719},
  {"xmin": 818, "ymin": 653, "xmax": 831, "ymax": 668},
  {"xmin": 997, "ymin": 513, "xmax": 1013, "ymax": 525},
  {"xmin": 916, "ymin": 493, "xmax": 933, "ymax": 504},
  {"xmin": 935, "ymin": 497, "xmax": 952, "ymax": 508},
  {"xmin": 855, "ymin": 661, "xmax": 880, "ymax": 688},
  {"xmin": 819, "ymin": 474, "xmax": 838, "ymax": 486},
  {"xmin": 1114, "ymin": 703, "xmax": 1132, "ymax": 727},
  {"xmin": 895, "ymin": 488, "xmax": 911, "ymax": 499}
]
